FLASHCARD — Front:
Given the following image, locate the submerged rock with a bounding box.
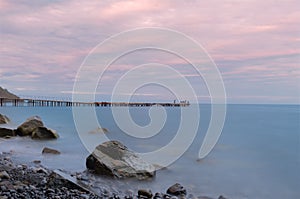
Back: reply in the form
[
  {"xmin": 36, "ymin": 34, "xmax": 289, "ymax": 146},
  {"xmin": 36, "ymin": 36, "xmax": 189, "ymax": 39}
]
[
  {"xmin": 0, "ymin": 127, "xmax": 15, "ymax": 137},
  {"xmin": 16, "ymin": 116, "xmax": 44, "ymax": 136},
  {"xmin": 42, "ymin": 147, "xmax": 61, "ymax": 155},
  {"xmin": 32, "ymin": 127, "xmax": 59, "ymax": 140},
  {"xmin": 86, "ymin": 140, "xmax": 156, "ymax": 179},
  {"xmin": 167, "ymin": 183, "xmax": 187, "ymax": 196},
  {"xmin": 88, "ymin": 127, "xmax": 109, "ymax": 134},
  {"xmin": 0, "ymin": 114, "xmax": 10, "ymax": 124}
]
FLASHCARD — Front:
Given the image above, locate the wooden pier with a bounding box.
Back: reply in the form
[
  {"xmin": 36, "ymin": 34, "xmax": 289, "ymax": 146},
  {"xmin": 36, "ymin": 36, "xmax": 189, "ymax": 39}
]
[{"xmin": 0, "ymin": 98, "xmax": 189, "ymax": 107}]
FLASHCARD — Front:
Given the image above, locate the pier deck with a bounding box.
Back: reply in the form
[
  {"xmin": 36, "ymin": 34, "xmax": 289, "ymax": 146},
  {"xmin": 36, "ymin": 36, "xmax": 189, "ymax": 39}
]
[{"xmin": 0, "ymin": 98, "xmax": 189, "ymax": 107}]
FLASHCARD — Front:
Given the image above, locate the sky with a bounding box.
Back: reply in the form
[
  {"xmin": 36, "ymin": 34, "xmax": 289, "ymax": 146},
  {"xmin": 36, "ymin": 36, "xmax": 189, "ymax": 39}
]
[{"xmin": 0, "ymin": 0, "xmax": 299, "ymax": 104}]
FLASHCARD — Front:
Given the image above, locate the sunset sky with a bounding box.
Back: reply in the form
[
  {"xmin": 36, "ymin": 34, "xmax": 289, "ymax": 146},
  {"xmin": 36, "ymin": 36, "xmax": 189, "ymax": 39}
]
[{"xmin": 0, "ymin": 0, "xmax": 299, "ymax": 104}]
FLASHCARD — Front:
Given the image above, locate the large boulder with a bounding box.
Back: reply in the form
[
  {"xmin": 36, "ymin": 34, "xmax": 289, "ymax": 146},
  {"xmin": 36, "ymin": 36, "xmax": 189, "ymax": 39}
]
[
  {"xmin": 0, "ymin": 127, "xmax": 15, "ymax": 137},
  {"xmin": 86, "ymin": 141, "xmax": 155, "ymax": 179},
  {"xmin": 32, "ymin": 127, "xmax": 59, "ymax": 140},
  {"xmin": 0, "ymin": 114, "xmax": 10, "ymax": 124},
  {"xmin": 16, "ymin": 116, "xmax": 44, "ymax": 136}
]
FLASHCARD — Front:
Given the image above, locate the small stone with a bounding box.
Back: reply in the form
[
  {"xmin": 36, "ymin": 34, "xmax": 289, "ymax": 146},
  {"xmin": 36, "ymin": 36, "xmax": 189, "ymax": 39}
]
[
  {"xmin": 0, "ymin": 171, "xmax": 10, "ymax": 179},
  {"xmin": 34, "ymin": 167, "xmax": 48, "ymax": 174},
  {"xmin": 166, "ymin": 183, "xmax": 187, "ymax": 196},
  {"xmin": 33, "ymin": 160, "xmax": 41, "ymax": 164},
  {"xmin": 138, "ymin": 189, "xmax": 153, "ymax": 199},
  {"xmin": 163, "ymin": 194, "xmax": 172, "ymax": 199},
  {"xmin": 154, "ymin": 193, "xmax": 163, "ymax": 199},
  {"xmin": 218, "ymin": 196, "xmax": 227, "ymax": 199},
  {"xmin": 42, "ymin": 147, "xmax": 61, "ymax": 155}
]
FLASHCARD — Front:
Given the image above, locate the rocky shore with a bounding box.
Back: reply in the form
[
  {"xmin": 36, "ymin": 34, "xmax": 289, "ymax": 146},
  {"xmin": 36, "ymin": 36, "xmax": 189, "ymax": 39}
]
[
  {"xmin": 0, "ymin": 152, "xmax": 227, "ymax": 199},
  {"xmin": 0, "ymin": 152, "xmax": 101, "ymax": 199},
  {"xmin": 1, "ymin": 114, "xmax": 228, "ymax": 199}
]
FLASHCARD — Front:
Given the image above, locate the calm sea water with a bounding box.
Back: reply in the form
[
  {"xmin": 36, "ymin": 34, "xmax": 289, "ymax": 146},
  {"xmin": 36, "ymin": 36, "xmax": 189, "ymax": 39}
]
[{"xmin": 0, "ymin": 104, "xmax": 299, "ymax": 198}]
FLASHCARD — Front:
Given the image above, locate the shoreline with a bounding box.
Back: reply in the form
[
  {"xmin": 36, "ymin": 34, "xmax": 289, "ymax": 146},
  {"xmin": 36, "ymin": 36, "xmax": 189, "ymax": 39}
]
[{"xmin": 0, "ymin": 151, "xmax": 227, "ymax": 199}]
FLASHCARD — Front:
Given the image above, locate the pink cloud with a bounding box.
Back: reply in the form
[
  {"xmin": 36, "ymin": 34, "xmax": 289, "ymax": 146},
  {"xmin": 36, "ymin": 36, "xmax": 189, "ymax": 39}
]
[{"xmin": 0, "ymin": 0, "xmax": 299, "ymax": 103}]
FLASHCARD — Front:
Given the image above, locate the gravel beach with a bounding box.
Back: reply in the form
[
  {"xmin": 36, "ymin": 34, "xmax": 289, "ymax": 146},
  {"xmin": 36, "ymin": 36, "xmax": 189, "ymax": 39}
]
[{"xmin": 0, "ymin": 151, "xmax": 228, "ymax": 199}]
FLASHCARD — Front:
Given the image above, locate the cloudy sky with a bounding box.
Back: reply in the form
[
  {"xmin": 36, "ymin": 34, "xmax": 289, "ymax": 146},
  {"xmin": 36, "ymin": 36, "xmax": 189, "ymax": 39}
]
[{"xmin": 0, "ymin": 0, "xmax": 299, "ymax": 103}]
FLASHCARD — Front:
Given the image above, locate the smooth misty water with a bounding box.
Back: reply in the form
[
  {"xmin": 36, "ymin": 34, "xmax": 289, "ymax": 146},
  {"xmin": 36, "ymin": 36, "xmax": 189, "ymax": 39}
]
[{"xmin": 0, "ymin": 105, "xmax": 299, "ymax": 198}]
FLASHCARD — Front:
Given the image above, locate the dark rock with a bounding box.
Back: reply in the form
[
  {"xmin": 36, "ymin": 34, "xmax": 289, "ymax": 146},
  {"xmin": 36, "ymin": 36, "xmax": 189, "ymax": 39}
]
[
  {"xmin": 218, "ymin": 196, "xmax": 228, "ymax": 199},
  {"xmin": 33, "ymin": 160, "xmax": 41, "ymax": 164},
  {"xmin": 86, "ymin": 140, "xmax": 155, "ymax": 179},
  {"xmin": 32, "ymin": 127, "xmax": 59, "ymax": 140},
  {"xmin": 0, "ymin": 171, "xmax": 10, "ymax": 179},
  {"xmin": 16, "ymin": 116, "xmax": 44, "ymax": 136},
  {"xmin": 42, "ymin": 147, "xmax": 61, "ymax": 155},
  {"xmin": 166, "ymin": 183, "xmax": 187, "ymax": 196},
  {"xmin": 0, "ymin": 114, "xmax": 10, "ymax": 124},
  {"xmin": 0, "ymin": 128, "xmax": 15, "ymax": 137},
  {"xmin": 138, "ymin": 189, "xmax": 153, "ymax": 199}
]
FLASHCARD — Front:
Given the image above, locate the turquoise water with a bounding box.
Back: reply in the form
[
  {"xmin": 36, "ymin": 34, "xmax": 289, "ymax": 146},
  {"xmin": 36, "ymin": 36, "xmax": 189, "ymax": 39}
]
[{"xmin": 0, "ymin": 105, "xmax": 299, "ymax": 198}]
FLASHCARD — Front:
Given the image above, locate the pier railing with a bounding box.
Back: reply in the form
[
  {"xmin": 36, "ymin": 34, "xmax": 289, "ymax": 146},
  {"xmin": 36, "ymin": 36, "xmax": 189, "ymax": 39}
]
[{"xmin": 0, "ymin": 98, "xmax": 190, "ymax": 107}]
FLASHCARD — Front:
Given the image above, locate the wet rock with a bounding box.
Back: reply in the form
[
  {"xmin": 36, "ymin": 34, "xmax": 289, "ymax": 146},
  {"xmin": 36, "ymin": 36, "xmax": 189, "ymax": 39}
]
[
  {"xmin": 86, "ymin": 140, "xmax": 156, "ymax": 179},
  {"xmin": 88, "ymin": 127, "xmax": 109, "ymax": 134},
  {"xmin": 167, "ymin": 183, "xmax": 187, "ymax": 196},
  {"xmin": 16, "ymin": 116, "xmax": 44, "ymax": 136},
  {"xmin": 33, "ymin": 160, "xmax": 41, "ymax": 164},
  {"xmin": 138, "ymin": 189, "xmax": 153, "ymax": 199},
  {"xmin": 33, "ymin": 167, "xmax": 48, "ymax": 174},
  {"xmin": 0, "ymin": 114, "xmax": 10, "ymax": 124},
  {"xmin": 154, "ymin": 193, "xmax": 163, "ymax": 199},
  {"xmin": 42, "ymin": 147, "xmax": 61, "ymax": 155},
  {"xmin": 218, "ymin": 196, "xmax": 228, "ymax": 199},
  {"xmin": 32, "ymin": 127, "xmax": 59, "ymax": 140},
  {"xmin": 163, "ymin": 194, "xmax": 172, "ymax": 199},
  {"xmin": 0, "ymin": 128, "xmax": 15, "ymax": 137},
  {"xmin": 0, "ymin": 171, "xmax": 10, "ymax": 179}
]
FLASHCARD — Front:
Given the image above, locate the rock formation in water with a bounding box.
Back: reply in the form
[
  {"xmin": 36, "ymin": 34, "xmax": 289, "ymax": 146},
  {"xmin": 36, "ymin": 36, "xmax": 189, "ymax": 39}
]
[
  {"xmin": 32, "ymin": 127, "xmax": 59, "ymax": 140},
  {"xmin": 16, "ymin": 116, "xmax": 44, "ymax": 136},
  {"xmin": 86, "ymin": 140, "xmax": 156, "ymax": 179}
]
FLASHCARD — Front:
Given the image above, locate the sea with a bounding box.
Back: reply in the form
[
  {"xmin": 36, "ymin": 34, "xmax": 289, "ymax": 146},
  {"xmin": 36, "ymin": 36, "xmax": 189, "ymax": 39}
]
[{"xmin": 0, "ymin": 104, "xmax": 299, "ymax": 199}]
